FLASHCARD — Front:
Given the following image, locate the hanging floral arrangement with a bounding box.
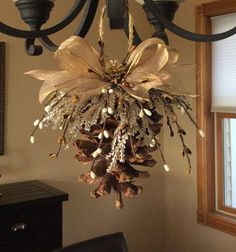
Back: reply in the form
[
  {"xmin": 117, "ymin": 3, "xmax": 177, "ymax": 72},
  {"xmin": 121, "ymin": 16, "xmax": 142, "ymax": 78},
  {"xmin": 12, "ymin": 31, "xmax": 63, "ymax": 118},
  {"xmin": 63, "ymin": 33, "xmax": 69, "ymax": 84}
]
[{"xmin": 26, "ymin": 8, "xmax": 205, "ymax": 209}]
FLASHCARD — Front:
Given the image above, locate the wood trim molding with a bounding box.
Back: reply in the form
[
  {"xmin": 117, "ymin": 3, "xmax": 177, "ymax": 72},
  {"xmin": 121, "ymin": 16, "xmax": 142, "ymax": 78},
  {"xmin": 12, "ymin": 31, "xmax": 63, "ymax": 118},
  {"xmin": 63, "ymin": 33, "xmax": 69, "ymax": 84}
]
[
  {"xmin": 196, "ymin": 3, "xmax": 214, "ymax": 223},
  {"xmin": 0, "ymin": 42, "xmax": 5, "ymax": 155},
  {"xmin": 200, "ymin": 0, "xmax": 236, "ymax": 17},
  {"xmin": 196, "ymin": 0, "xmax": 236, "ymax": 235}
]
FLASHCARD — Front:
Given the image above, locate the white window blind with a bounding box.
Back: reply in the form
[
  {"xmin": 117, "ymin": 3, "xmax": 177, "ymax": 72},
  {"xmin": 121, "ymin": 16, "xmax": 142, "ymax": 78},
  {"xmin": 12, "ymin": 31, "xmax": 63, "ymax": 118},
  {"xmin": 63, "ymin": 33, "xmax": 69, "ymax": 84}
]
[{"xmin": 211, "ymin": 13, "xmax": 236, "ymax": 113}]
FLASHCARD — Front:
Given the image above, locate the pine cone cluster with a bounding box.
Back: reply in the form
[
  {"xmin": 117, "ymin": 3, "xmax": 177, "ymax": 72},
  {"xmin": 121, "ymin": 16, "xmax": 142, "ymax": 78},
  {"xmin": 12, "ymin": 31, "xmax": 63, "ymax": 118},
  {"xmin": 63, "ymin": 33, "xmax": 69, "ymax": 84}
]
[{"xmin": 75, "ymin": 106, "xmax": 162, "ymax": 209}]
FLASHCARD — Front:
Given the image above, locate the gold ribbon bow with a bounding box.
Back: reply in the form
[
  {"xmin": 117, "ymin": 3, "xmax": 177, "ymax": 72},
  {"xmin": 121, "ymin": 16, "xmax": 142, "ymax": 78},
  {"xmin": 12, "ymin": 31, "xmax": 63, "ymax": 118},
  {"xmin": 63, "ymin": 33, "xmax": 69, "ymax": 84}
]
[{"xmin": 26, "ymin": 36, "xmax": 187, "ymax": 103}]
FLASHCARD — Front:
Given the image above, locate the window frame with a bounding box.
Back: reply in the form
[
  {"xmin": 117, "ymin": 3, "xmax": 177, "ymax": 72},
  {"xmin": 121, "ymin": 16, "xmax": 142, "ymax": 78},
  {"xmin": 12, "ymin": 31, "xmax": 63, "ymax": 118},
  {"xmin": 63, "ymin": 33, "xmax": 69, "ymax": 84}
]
[
  {"xmin": 196, "ymin": 0, "xmax": 236, "ymax": 235},
  {"xmin": 216, "ymin": 113, "xmax": 236, "ymax": 215}
]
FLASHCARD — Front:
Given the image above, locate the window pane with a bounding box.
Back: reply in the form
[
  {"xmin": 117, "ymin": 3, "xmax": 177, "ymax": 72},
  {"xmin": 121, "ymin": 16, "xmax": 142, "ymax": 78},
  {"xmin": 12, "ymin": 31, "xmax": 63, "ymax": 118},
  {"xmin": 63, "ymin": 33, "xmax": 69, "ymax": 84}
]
[
  {"xmin": 223, "ymin": 118, "xmax": 236, "ymax": 208},
  {"xmin": 211, "ymin": 13, "xmax": 236, "ymax": 113}
]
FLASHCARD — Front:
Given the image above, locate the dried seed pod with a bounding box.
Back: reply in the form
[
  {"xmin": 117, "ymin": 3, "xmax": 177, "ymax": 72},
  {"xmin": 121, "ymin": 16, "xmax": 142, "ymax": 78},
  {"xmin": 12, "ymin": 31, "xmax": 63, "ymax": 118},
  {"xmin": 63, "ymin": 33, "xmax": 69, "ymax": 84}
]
[
  {"xmin": 30, "ymin": 136, "xmax": 35, "ymax": 144},
  {"xmin": 199, "ymin": 129, "xmax": 206, "ymax": 138},
  {"xmin": 39, "ymin": 122, "xmax": 43, "ymax": 129},
  {"xmin": 102, "ymin": 108, "xmax": 108, "ymax": 114},
  {"xmin": 90, "ymin": 171, "xmax": 97, "ymax": 179},
  {"xmin": 97, "ymin": 148, "xmax": 102, "ymax": 154},
  {"xmin": 164, "ymin": 164, "xmax": 170, "ymax": 172},
  {"xmin": 98, "ymin": 132, "xmax": 103, "ymax": 140},
  {"xmin": 101, "ymin": 88, "xmax": 108, "ymax": 94},
  {"xmin": 108, "ymin": 107, "xmax": 114, "ymax": 115},
  {"xmin": 33, "ymin": 119, "xmax": 40, "ymax": 126},
  {"xmin": 103, "ymin": 130, "xmax": 110, "ymax": 139},
  {"xmin": 92, "ymin": 151, "xmax": 98, "ymax": 158},
  {"xmin": 144, "ymin": 108, "xmax": 152, "ymax": 116},
  {"xmin": 44, "ymin": 105, "xmax": 52, "ymax": 113},
  {"xmin": 149, "ymin": 139, "xmax": 156, "ymax": 148},
  {"xmin": 139, "ymin": 109, "xmax": 145, "ymax": 118}
]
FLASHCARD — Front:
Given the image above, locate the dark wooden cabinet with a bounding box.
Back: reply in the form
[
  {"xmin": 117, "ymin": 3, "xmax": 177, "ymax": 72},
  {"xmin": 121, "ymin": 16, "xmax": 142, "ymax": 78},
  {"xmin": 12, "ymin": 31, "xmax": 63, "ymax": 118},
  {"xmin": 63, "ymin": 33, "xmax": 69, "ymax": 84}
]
[{"xmin": 0, "ymin": 180, "xmax": 68, "ymax": 252}]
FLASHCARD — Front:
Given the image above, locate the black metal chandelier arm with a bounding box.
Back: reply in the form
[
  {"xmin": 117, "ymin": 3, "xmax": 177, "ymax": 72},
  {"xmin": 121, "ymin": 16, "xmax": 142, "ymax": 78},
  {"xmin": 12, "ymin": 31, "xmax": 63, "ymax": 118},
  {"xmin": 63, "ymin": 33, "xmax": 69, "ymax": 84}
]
[
  {"xmin": 38, "ymin": 36, "xmax": 58, "ymax": 52},
  {"xmin": 144, "ymin": 0, "xmax": 236, "ymax": 42},
  {"xmin": 74, "ymin": 0, "xmax": 99, "ymax": 37},
  {"xmin": 27, "ymin": 0, "xmax": 98, "ymax": 55},
  {"xmin": 25, "ymin": 38, "xmax": 43, "ymax": 56},
  {"xmin": 36, "ymin": 0, "xmax": 98, "ymax": 54},
  {"xmin": 0, "ymin": 0, "xmax": 87, "ymax": 39}
]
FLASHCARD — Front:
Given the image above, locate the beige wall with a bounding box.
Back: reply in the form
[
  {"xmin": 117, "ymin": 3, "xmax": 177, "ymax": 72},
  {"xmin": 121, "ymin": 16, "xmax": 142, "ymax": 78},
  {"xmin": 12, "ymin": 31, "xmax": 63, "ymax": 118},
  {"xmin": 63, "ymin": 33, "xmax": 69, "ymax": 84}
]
[
  {"xmin": 0, "ymin": 1, "xmax": 164, "ymax": 252},
  {"xmin": 164, "ymin": 0, "xmax": 236, "ymax": 251}
]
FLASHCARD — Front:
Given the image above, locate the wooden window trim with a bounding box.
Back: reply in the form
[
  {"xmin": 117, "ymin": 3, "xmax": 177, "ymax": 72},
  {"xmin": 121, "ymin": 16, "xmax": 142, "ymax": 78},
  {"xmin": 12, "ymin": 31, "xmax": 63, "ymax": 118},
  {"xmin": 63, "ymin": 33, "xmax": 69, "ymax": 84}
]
[{"xmin": 196, "ymin": 0, "xmax": 236, "ymax": 235}]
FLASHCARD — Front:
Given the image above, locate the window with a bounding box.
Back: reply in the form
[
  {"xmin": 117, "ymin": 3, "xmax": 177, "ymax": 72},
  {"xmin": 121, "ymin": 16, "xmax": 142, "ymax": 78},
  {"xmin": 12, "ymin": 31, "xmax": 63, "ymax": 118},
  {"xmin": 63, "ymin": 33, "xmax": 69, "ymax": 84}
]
[
  {"xmin": 212, "ymin": 11, "xmax": 236, "ymax": 216},
  {"xmin": 196, "ymin": 0, "xmax": 236, "ymax": 235},
  {"xmin": 224, "ymin": 118, "xmax": 236, "ymax": 208},
  {"xmin": 223, "ymin": 118, "xmax": 236, "ymax": 209},
  {"xmin": 216, "ymin": 114, "xmax": 236, "ymax": 216}
]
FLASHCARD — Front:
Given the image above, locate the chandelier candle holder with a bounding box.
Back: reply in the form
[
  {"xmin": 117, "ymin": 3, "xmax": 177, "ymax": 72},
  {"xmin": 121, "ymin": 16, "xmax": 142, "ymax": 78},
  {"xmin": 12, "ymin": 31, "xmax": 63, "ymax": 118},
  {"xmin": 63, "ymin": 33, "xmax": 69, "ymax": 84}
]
[
  {"xmin": 142, "ymin": 1, "xmax": 179, "ymax": 45},
  {"xmin": 14, "ymin": 0, "xmax": 55, "ymax": 31}
]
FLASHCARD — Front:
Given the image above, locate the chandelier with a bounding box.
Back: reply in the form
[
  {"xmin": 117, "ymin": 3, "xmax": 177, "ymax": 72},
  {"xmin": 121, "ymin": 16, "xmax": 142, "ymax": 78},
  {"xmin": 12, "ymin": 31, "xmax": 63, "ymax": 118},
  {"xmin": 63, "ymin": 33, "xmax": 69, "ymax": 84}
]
[{"xmin": 1, "ymin": 0, "xmax": 236, "ymax": 56}]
